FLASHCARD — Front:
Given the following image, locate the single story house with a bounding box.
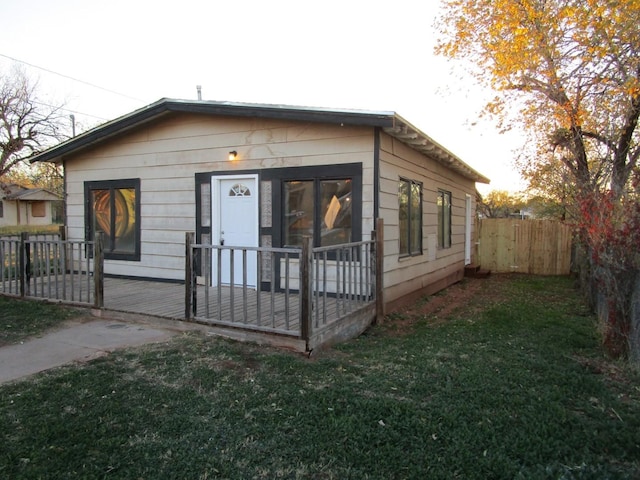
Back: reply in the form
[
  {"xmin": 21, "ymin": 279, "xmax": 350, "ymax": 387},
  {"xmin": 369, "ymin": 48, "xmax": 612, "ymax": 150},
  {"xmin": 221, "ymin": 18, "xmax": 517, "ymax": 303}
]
[
  {"xmin": 0, "ymin": 182, "xmax": 62, "ymax": 228},
  {"xmin": 30, "ymin": 98, "xmax": 489, "ymax": 312}
]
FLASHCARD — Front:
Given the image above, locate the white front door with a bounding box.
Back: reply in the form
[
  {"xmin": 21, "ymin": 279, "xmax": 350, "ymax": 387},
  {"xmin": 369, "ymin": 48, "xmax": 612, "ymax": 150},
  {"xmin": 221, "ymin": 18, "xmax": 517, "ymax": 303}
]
[{"xmin": 211, "ymin": 175, "xmax": 259, "ymax": 287}]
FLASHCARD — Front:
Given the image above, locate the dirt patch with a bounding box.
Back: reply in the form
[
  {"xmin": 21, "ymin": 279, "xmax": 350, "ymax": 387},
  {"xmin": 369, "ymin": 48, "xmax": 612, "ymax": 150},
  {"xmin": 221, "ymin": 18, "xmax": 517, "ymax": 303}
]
[{"xmin": 382, "ymin": 274, "xmax": 514, "ymax": 335}]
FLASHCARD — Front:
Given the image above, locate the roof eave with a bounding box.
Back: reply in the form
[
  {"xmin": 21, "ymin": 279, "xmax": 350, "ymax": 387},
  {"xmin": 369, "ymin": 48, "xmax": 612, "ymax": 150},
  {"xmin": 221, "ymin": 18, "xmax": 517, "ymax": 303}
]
[
  {"xmin": 383, "ymin": 116, "xmax": 490, "ymax": 184},
  {"xmin": 30, "ymin": 99, "xmax": 174, "ymax": 164},
  {"xmin": 30, "ymin": 98, "xmax": 397, "ymax": 164},
  {"xmin": 6, "ymin": 188, "xmax": 61, "ymax": 201},
  {"xmin": 29, "ymin": 98, "xmax": 490, "ymax": 184}
]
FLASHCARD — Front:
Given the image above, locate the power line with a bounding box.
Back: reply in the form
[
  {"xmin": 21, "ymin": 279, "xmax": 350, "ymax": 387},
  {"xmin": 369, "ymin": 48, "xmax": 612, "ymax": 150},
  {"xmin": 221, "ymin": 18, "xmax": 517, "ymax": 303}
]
[
  {"xmin": 0, "ymin": 52, "xmax": 146, "ymax": 104},
  {"xmin": 32, "ymin": 100, "xmax": 108, "ymax": 121}
]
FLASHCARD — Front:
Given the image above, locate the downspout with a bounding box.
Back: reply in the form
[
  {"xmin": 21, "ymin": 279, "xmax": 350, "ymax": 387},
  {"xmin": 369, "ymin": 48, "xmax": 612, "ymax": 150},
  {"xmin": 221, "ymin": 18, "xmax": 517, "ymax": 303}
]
[
  {"xmin": 373, "ymin": 127, "xmax": 384, "ymax": 319},
  {"xmin": 62, "ymin": 158, "xmax": 68, "ymax": 237},
  {"xmin": 373, "ymin": 127, "xmax": 380, "ymax": 220}
]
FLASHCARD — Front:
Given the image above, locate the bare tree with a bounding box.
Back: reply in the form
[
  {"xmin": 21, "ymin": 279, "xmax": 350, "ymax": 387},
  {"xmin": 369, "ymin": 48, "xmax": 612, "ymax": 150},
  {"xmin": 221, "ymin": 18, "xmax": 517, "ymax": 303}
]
[{"xmin": 0, "ymin": 66, "xmax": 67, "ymax": 178}]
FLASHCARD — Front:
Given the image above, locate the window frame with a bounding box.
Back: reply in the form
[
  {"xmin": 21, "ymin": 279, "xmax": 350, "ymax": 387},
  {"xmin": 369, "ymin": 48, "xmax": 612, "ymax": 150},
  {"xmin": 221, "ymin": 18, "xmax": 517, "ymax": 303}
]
[
  {"xmin": 283, "ymin": 178, "xmax": 354, "ymax": 248},
  {"xmin": 266, "ymin": 164, "xmax": 362, "ymax": 250},
  {"xmin": 85, "ymin": 178, "xmax": 141, "ymax": 261},
  {"xmin": 437, "ymin": 189, "xmax": 452, "ymax": 249},
  {"xmin": 194, "ymin": 164, "xmax": 362, "ymax": 290},
  {"xmin": 398, "ymin": 177, "xmax": 423, "ymax": 257}
]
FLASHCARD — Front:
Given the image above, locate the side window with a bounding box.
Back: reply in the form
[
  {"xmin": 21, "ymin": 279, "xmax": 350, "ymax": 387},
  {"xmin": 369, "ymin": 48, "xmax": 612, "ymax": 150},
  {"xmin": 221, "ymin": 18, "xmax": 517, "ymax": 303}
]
[
  {"xmin": 437, "ymin": 190, "xmax": 452, "ymax": 249},
  {"xmin": 398, "ymin": 178, "xmax": 422, "ymax": 256},
  {"xmin": 31, "ymin": 201, "xmax": 46, "ymax": 217},
  {"xmin": 85, "ymin": 179, "xmax": 141, "ymax": 261}
]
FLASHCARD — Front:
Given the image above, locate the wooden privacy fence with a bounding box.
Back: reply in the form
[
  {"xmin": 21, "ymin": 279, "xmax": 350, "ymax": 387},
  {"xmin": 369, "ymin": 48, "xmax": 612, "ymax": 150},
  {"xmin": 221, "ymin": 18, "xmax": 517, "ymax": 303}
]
[{"xmin": 477, "ymin": 219, "xmax": 572, "ymax": 275}]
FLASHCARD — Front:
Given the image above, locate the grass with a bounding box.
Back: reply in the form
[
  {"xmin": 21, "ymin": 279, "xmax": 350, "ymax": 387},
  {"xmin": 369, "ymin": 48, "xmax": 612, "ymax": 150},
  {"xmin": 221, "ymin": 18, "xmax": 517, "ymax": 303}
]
[
  {"xmin": 1, "ymin": 275, "xmax": 639, "ymax": 479},
  {"xmin": 0, "ymin": 297, "xmax": 81, "ymax": 346},
  {"xmin": 0, "ymin": 225, "xmax": 61, "ymax": 236}
]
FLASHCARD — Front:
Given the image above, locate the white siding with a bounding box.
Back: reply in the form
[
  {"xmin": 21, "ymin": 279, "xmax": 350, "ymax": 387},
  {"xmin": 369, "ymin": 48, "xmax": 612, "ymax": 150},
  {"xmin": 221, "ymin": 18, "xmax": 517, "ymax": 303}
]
[
  {"xmin": 0, "ymin": 200, "xmax": 55, "ymax": 227},
  {"xmin": 64, "ymin": 113, "xmax": 375, "ymax": 280},
  {"xmin": 378, "ymin": 133, "xmax": 478, "ymax": 308}
]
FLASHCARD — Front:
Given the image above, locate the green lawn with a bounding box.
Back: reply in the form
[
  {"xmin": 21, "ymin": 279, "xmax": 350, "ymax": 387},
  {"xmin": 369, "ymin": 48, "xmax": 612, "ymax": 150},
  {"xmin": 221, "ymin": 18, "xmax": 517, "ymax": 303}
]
[
  {"xmin": 1, "ymin": 275, "xmax": 639, "ymax": 479},
  {"xmin": 0, "ymin": 297, "xmax": 81, "ymax": 346},
  {"xmin": 0, "ymin": 225, "xmax": 61, "ymax": 236}
]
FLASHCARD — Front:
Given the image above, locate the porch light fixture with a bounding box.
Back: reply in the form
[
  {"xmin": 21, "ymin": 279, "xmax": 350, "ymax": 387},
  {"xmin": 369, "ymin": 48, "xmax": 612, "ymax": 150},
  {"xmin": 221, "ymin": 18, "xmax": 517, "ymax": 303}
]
[{"xmin": 228, "ymin": 150, "xmax": 238, "ymax": 161}]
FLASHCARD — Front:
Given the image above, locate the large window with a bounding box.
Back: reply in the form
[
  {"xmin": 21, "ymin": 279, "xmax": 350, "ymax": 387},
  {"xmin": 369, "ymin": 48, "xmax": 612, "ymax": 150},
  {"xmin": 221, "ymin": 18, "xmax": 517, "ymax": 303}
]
[
  {"xmin": 437, "ymin": 190, "xmax": 452, "ymax": 249},
  {"xmin": 284, "ymin": 178, "xmax": 352, "ymax": 247},
  {"xmin": 85, "ymin": 179, "xmax": 140, "ymax": 260},
  {"xmin": 399, "ymin": 178, "xmax": 422, "ymax": 256}
]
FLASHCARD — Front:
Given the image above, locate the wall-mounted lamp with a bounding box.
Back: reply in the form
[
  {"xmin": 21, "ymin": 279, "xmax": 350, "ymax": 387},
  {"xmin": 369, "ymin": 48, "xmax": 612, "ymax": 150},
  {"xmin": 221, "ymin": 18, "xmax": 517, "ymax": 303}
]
[{"xmin": 228, "ymin": 150, "xmax": 238, "ymax": 161}]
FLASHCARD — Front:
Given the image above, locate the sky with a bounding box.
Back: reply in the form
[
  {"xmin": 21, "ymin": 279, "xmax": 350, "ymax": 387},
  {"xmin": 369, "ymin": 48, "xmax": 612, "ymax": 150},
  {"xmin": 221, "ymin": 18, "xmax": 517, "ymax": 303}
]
[{"xmin": 1, "ymin": 0, "xmax": 527, "ymax": 194}]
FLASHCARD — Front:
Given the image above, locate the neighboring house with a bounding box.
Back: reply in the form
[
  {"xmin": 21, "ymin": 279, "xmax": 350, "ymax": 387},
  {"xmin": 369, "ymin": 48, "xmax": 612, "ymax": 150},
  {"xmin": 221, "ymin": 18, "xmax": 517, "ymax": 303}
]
[
  {"xmin": 30, "ymin": 98, "xmax": 489, "ymax": 311},
  {"xmin": 0, "ymin": 182, "xmax": 62, "ymax": 227}
]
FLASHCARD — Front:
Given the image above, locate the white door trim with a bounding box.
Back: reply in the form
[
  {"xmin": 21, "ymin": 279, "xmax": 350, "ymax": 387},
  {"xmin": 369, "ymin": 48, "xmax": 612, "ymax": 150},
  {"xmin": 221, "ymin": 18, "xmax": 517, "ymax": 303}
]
[
  {"xmin": 211, "ymin": 174, "xmax": 259, "ymax": 287},
  {"xmin": 464, "ymin": 193, "xmax": 472, "ymax": 265}
]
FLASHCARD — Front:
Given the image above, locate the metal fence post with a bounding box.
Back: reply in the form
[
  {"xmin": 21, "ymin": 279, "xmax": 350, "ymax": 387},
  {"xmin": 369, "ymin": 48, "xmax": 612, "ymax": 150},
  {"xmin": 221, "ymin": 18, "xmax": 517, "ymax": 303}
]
[
  {"xmin": 185, "ymin": 232, "xmax": 195, "ymax": 319},
  {"xmin": 19, "ymin": 232, "xmax": 28, "ymax": 297},
  {"xmin": 375, "ymin": 218, "xmax": 385, "ymax": 322},
  {"xmin": 300, "ymin": 236, "xmax": 313, "ymax": 347},
  {"xmin": 93, "ymin": 232, "xmax": 104, "ymax": 308}
]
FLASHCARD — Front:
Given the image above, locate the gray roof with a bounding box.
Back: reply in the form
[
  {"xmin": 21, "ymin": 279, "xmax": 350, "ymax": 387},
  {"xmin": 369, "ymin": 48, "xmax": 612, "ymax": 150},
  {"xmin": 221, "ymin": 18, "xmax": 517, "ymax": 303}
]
[
  {"xmin": 0, "ymin": 183, "xmax": 61, "ymax": 201},
  {"xmin": 30, "ymin": 98, "xmax": 490, "ymax": 183}
]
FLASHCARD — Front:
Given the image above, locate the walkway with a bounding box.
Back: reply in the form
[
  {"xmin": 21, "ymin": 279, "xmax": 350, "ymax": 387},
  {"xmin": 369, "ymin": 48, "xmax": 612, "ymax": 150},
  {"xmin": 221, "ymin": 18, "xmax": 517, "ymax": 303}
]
[{"xmin": 0, "ymin": 318, "xmax": 178, "ymax": 385}]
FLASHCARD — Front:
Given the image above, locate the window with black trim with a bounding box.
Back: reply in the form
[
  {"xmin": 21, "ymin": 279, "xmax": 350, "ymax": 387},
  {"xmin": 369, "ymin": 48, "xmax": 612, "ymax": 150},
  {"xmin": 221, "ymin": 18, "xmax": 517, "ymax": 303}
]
[
  {"xmin": 85, "ymin": 179, "xmax": 141, "ymax": 260},
  {"xmin": 437, "ymin": 190, "xmax": 452, "ymax": 249},
  {"xmin": 398, "ymin": 178, "xmax": 422, "ymax": 256},
  {"xmin": 0, "ymin": 200, "xmax": 3, "ymax": 218},
  {"xmin": 284, "ymin": 178, "xmax": 353, "ymax": 247}
]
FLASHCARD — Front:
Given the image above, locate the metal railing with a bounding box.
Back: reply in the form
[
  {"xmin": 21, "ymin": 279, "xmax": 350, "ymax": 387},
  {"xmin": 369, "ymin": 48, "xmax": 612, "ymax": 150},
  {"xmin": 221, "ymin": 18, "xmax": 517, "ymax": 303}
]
[
  {"xmin": 186, "ymin": 234, "xmax": 378, "ymax": 342},
  {"xmin": 311, "ymin": 240, "xmax": 375, "ymax": 330},
  {"xmin": 0, "ymin": 233, "xmax": 103, "ymax": 307},
  {"xmin": 0, "ymin": 237, "xmax": 21, "ymax": 295},
  {"xmin": 26, "ymin": 239, "xmax": 95, "ymax": 304},
  {"xmin": 187, "ymin": 241, "xmax": 303, "ymax": 335}
]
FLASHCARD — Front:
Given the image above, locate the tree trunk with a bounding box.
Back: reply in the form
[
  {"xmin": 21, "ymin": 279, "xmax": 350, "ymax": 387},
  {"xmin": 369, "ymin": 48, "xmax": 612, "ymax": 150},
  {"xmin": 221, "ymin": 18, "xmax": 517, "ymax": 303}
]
[{"xmin": 629, "ymin": 272, "xmax": 640, "ymax": 365}]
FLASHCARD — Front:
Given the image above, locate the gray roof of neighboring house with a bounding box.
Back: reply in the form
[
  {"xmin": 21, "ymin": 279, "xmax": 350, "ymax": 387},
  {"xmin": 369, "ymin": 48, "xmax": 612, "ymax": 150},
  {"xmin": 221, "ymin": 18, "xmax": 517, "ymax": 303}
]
[
  {"xmin": 0, "ymin": 183, "xmax": 61, "ymax": 201},
  {"xmin": 29, "ymin": 98, "xmax": 490, "ymax": 184}
]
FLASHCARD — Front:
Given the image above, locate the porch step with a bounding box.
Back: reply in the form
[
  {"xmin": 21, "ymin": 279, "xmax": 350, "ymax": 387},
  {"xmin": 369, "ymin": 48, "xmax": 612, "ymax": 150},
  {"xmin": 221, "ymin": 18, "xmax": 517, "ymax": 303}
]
[{"xmin": 464, "ymin": 264, "xmax": 491, "ymax": 279}]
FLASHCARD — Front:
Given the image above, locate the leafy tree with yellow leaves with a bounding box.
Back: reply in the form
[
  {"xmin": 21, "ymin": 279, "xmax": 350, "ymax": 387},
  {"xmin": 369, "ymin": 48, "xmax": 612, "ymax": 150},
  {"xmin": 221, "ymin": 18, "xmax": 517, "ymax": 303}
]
[
  {"xmin": 437, "ymin": 0, "xmax": 639, "ymax": 197},
  {"xmin": 478, "ymin": 189, "xmax": 525, "ymax": 218},
  {"xmin": 436, "ymin": 0, "xmax": 640, "ymax": 359}
]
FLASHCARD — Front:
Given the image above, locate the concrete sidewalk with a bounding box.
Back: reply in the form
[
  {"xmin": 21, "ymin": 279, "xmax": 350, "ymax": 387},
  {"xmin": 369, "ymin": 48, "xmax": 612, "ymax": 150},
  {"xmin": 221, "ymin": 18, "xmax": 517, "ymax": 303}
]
[{"xmin": 0, "ymin": 318, "xmax": 178, "ymax": 385}]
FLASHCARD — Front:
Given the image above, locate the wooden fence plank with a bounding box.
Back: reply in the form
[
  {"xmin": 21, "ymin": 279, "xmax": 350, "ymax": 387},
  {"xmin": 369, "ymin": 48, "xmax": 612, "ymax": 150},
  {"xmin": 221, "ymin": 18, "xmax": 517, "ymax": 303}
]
[{"xmin": 478, "ymin": 219, "xmax": 572, "ymax": 275}]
